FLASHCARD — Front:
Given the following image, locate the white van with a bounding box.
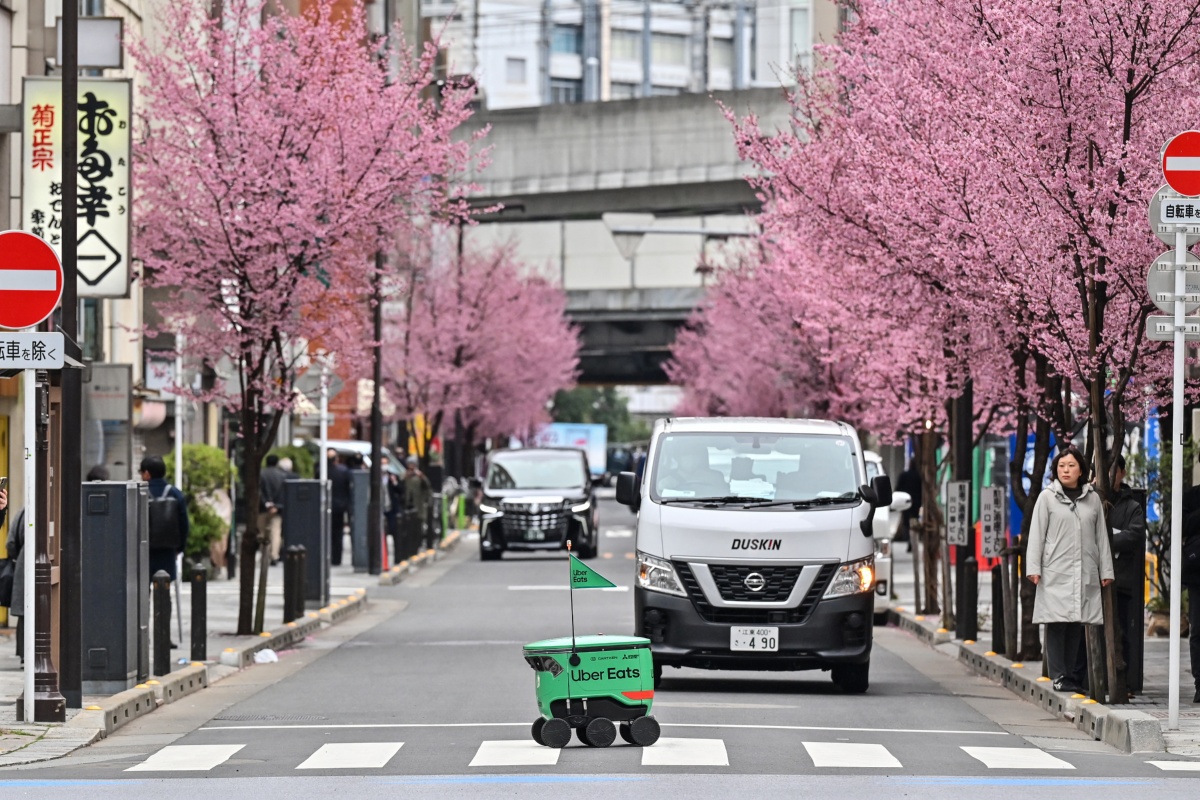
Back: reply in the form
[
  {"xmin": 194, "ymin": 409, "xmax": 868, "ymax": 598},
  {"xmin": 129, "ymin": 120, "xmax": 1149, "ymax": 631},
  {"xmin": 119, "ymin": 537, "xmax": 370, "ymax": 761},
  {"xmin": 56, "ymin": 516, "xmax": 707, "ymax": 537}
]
[{"xmin": 615, "ymin": 417, "xmax": 895, "ymax": 693}]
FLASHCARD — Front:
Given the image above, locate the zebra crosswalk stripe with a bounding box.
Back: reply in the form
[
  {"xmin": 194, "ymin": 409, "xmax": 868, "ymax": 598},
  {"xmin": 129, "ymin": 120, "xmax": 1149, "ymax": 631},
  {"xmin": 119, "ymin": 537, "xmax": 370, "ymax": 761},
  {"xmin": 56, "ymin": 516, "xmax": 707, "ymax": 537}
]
[
  {"xmin": 803, "ymin": 742, "xmax": 902, "ymax": 768},
  {"xmin": 961, "ymin": 746, "xmax": 1075, "ymax": 769},
  {"xmin": 296, "ymin": 742, "xmax": 404, "ymax": 769},
  {"xmin": 470, "ymin": 740, "xmax": 561, "ymax": 767},
  {"xmin": 641, "ymin": 738, "xmax": 728, "ymax": 766},
  {"xmin": 125, "ymin": 744, "xmax": 245, "ymax": 772}
]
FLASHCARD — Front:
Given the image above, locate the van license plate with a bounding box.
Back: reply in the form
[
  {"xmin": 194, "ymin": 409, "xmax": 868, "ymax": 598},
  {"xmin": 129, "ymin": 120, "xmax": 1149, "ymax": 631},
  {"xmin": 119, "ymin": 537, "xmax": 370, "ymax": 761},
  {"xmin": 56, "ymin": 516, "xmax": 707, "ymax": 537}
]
[
  {"xmin": 525, "ymin": 529, "xmax": 546, "ymax": 541},
  {"xmin": 730, "ymin": 627, "xmax": 778, "ymax": 652}
]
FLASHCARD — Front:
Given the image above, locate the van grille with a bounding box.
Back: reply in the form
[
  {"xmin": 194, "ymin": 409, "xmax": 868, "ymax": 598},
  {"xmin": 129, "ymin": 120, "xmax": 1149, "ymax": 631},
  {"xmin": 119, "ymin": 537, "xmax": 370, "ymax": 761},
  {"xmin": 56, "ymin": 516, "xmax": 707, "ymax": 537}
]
[
  {"xmin": 708, "ymin": 564, "xmax": 802, "ymax": 602},
  {"xmin": 674, "ymin": 562, "xmax": 838, "ymax": 624}
]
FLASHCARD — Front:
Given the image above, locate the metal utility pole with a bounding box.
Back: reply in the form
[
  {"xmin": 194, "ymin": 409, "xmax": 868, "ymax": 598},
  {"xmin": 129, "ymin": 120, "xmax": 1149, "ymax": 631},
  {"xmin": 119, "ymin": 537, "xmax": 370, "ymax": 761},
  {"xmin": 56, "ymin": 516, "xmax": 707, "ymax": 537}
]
[
  {"xmin": 56, "ymin": 0, "xmax": 82, "ymax": 714},
  {"xmin": 954, "ymin": 380, "xmax": 977, "ymax": 641}
]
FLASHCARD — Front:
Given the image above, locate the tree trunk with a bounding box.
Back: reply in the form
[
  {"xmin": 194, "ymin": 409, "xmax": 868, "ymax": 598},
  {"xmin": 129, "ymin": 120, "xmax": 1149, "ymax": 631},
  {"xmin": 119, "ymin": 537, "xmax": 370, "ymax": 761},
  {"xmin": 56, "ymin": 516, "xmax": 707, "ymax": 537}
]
[
  {"xmin": 237, "ymin": 406, "xmax": 263, "ymax": 635},
  {"xmin": 918, "ymin": 430, "xmax": 943, "ymax": 617},
  {"xmin": 1018, "ymin": 415, "xmax": 1051, "ymax": 660}
]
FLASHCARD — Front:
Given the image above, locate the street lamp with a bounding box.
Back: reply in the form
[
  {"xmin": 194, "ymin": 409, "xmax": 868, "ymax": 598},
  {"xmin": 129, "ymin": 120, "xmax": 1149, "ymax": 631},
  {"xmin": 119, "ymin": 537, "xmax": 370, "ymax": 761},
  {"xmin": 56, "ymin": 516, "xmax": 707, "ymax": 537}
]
[{"xmin": 600, "ymin": 213, "xmax": 759, "ymax": 288}]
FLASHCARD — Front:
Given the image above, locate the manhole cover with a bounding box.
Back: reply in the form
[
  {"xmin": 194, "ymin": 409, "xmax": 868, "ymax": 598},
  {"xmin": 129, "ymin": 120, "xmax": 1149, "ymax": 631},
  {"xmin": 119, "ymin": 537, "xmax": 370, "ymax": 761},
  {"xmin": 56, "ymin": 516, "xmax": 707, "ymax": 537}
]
[{"xmin": 214, "ymin": 714, "xmax": 328, "ymax": 722}]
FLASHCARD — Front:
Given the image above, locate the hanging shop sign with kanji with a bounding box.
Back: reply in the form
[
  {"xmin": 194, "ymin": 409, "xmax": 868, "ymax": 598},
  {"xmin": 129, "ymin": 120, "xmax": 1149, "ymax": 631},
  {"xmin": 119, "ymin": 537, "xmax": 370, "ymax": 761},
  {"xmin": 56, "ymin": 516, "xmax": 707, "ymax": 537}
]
[{"xmin": 21, "ymin": 77, "xmax": 132, "ymax": 299}]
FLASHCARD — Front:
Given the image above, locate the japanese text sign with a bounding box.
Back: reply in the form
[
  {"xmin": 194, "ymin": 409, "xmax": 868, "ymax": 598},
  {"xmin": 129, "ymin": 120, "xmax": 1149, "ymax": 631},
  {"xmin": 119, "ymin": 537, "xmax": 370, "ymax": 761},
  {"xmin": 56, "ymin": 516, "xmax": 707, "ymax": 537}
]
[
  {"xmin": 21, "ymin": 77, "xmax": 132, "ymax": 298},
  {"xmin": 945, "ymin": 480, "xmax": 970, "ymax": 547}
]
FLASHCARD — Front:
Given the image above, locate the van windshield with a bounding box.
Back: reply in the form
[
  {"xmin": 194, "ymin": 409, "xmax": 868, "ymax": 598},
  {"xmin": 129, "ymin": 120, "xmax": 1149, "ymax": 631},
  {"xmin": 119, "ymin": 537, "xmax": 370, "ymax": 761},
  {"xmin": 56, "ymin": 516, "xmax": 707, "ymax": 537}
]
[
  {"xmin": 650, "ymin": 432, "xmax": 860, "ymax": 504},
  {"xmin": 487, "ymin": 451, "xmax": 588, "ymax": 491}
]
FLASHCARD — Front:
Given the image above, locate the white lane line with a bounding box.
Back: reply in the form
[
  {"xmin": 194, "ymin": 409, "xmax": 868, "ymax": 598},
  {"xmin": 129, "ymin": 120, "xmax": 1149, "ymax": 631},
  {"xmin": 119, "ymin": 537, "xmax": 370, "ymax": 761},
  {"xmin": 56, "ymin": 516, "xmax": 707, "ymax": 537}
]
[
  {"xmin": 296, "ymin": 742, "xmax": 404, "ymax": 770},
  {"xmin": 126, "ymin": 744, "xmax": 245, "ymax": 772},
  {"xmin": 803, "ymin": 742, "xmax": 901, "ymax": 768},
  {"xmin": 507, "ymin": 585, "xmax": 629, "ymax": 592},
  {"xmin": 961, "ymin": 746, "xmax": 1074, "ymax": 769},
  {"xmin": 470, "ymin": 740, "xmax": 561, "ymax": 767},
  {"xmin": 641, "ymin": 737, "xmax": 728, "ymax": 766},
  {"xmin": 0, "ymin": 270, "xmax": 58, "ymax": 291},
  {"xmin": 663, "ymin": 723, "xmax": 1009, "ymax": 736},
  {"xmin": 654, "ymin": 702, "xmax": 797, "ymax": 710},
  {"xmin": 1149, "ymin": 761, "xmax": 1200, "ymax": 771},
  {"xmin": 202, "ymin": 722, "xmax": 528, "ymax": 731},
  {"xmin": 605, "ymin": 530, "xmax": 634, "ymax": 538},
  {"xmin": 200, "ymin": 722, "xmax": 1007, "ymax": 734}
]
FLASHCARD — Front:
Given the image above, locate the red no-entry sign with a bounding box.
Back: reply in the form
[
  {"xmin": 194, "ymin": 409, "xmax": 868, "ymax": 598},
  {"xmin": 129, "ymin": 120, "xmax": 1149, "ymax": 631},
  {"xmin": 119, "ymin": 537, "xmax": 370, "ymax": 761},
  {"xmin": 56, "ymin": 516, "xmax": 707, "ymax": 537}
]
[
  {"xmin": 1162, "ymin": 131, "xmax": 1200, "ymax": 197},
  {"xmin": 0, "ymin": 230, "xmax": 64, "ymax": 330}
]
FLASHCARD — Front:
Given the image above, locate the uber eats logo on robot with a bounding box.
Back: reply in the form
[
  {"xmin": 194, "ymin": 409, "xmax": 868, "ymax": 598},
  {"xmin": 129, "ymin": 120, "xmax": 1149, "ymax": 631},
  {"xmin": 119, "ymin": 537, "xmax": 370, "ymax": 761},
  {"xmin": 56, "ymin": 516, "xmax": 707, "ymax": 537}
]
[{"xmin": 570, "ymin": 666, "xmax": 641, "ymax": 681}]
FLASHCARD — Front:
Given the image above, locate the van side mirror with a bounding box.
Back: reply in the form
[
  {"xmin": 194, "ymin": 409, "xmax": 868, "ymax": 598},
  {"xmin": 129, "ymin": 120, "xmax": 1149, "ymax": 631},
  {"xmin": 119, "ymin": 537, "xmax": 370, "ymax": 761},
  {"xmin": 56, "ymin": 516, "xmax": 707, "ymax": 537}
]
[
  {"xmin": 616, "ymin": 471, "xmax": 640, "ymax": 510},
  {"xmin": 858, "ymin": 475, "xmax": 893, "ymax": 537},
  {"xmin": 871, "ymin": 475, "xmax": 893, "ymax": 508}
]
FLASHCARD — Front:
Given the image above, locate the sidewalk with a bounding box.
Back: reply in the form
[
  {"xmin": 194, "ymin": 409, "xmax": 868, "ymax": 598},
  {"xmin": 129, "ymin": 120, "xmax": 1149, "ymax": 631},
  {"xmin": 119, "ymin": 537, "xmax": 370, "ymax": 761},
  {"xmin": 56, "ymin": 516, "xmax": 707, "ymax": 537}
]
[
  {"xmin": 0, "ymin": 534, "xmax": 458, "ymax": 767},
  {"xmin": 889, "ymin": 545, "xmax": 1199, "ymax": 755}
]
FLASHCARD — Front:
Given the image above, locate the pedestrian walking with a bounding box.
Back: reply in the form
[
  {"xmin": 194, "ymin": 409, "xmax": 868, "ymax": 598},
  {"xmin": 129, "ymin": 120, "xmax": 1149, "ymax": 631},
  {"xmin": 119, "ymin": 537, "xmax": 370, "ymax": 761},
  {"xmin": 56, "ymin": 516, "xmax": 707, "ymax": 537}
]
[
  {"xmin": 260, "ymin": 454, "xmax": 288, "ymax": 566},
  {"xmin": 1183, "ymin": 487, "xmax": 1200, "ymax": 703},
  {"xmin": 402, "ymin": 456, "xmax": 433, "ymax": 558},
  {"xmin": 895, "ymin": 459, "xmax": 922, "ymax": 550},
  {"xmin": 278, "ymin": 456, "xmax": 299, "ymax": 480},
  {"xmin": 1105, "ymin": 455, "xmax": 1146, "ymax": 687},
  {"xmin": 1, "ymin": 486, "xmax": 25, "ymax": 662},
  {"xmin": 328, "ymin": 450, "xmax": 352, "ymax": 566},
  {"xmin": 1026, "ymin": 445, "xmax": 1114, "ymax": 694},
  {"xmin": 140, "ymin": 456, "xmax": 189, "ymax": 583},
  {"xmin": 381, "ymin": 455, "xmax": 404, "ymax": 565}
]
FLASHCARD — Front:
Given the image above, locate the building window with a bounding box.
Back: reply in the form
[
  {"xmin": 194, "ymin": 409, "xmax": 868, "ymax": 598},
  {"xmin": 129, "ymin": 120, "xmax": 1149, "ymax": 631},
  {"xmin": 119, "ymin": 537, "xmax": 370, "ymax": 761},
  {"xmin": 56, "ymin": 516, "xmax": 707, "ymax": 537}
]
[
  {"xmin": 506, "ymin": 57, "xmax": 526, "ymax": 84},
  {"xmin": 550, "ymin": 78, "xmax": 583, "ymax": 104},
  {"xmin": 552, "ymin": 24, "xmax": 583, "ymax": 55},
  {"xmin": 651, "ymin": 33, "xmax": 688, "ymax": 66},
  {"xmin": 710, "ymin": 37, "xmax": 734, "ymax": 71},
  {"xmin": 610, "ymin": 82, "xmax": 641, "ymax": 100},
  {"xmin": 650, "ymin": 85, "xmax": 681, "ymax": 97},
  {"xmin": 790, "ymin": 7, "xmax": 812, "ymax": 72},
  {"xmin": 611, "ymin": 29, "xmax": 642, "ymax": 64}
]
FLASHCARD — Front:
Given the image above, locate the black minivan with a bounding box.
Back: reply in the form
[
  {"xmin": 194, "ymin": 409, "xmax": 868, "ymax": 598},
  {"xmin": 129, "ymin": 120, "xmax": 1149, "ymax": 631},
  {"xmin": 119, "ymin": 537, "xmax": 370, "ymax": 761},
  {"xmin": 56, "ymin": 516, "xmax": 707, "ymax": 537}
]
[{"xmin": 478, "ymin": 448, "xmax": 600, "ymax": 560}]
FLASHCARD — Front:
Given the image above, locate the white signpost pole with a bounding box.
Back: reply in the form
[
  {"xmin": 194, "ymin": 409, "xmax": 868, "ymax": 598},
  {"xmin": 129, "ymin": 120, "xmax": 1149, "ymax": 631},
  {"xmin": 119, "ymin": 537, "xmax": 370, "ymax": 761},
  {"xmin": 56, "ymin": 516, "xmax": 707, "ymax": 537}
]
[
  {"xmin": 319, "ymin": 360, "xmax": 329, "ymax": 487},
  {"xmin": 22, "ymin": 364, "xmax": 35, "ymax": 725},
  {"xmin": 1168, "ymin": 227, "xmax": 1185, "ymax": 730}
]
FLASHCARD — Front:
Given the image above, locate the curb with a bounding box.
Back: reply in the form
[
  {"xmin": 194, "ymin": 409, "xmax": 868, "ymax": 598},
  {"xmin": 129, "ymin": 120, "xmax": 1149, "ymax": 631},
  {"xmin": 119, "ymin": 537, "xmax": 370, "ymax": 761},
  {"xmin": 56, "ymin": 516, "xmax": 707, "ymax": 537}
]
[
  {"xmin": 888, "ymin": 607, "xmax": 1166, "ymax": 753},
  {"xmin": 377, "ymin": 529, "xmax": 464, "ymax": 587},
  {"xmin": 2, "ymin": 587, "xmax": 372, "ymax": 767}
]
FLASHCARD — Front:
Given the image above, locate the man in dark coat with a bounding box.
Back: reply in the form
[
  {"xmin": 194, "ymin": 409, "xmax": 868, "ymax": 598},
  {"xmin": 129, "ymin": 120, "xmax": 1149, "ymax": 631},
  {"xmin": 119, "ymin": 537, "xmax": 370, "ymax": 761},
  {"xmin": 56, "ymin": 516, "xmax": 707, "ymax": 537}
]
[
  {"xmin": 895, "ymin": 459, "xmax": 923, "ymax": 549},
  {"xmin": 140, "ymin": 455, "xmax": 189, "ymax": 582},
  {"xmin": 260, "ymin": 454, "xmax": 289, "ymax": 566},
  {"xmin": 1107, "ymin": 455, "xmax": 1146, "ymax": 686},
  {"xmin": 328, "ymin": 450, "xmax": 352, "ymax": 566}
]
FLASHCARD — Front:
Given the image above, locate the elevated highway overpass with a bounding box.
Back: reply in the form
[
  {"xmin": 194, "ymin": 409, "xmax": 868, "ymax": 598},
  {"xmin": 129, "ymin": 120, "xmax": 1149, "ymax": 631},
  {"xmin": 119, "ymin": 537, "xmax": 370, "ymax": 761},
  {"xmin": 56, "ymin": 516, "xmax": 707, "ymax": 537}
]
[{"xmin": 457, "ymin": 88, "xmax": 790, "ymax": 383}]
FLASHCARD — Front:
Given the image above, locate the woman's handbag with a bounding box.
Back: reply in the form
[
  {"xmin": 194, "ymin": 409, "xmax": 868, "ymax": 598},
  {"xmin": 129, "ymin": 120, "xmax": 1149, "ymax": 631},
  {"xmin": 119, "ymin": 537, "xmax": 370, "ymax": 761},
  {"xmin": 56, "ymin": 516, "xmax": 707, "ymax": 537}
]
[{"xmin": 0, "ymin": 557, "xmax": 15, "ymax": 608}]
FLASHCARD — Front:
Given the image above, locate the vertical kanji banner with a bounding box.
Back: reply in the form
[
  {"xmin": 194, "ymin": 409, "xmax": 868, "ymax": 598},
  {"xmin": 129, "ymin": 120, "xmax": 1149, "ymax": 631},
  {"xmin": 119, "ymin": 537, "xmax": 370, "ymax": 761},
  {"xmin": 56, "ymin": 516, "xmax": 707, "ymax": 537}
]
[{"xmin": 21, "ymin": 77, "xmax": 132, "ymax": 299}]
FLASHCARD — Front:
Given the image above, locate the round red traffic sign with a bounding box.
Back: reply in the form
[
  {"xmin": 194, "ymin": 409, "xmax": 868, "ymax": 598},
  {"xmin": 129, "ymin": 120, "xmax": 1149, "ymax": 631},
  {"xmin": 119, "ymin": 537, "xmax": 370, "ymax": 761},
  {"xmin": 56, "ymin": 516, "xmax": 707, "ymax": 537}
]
[
  {"xmin": 1162, "ymin": 131, "xmax": 1200, "ymax": 197},
  {"xmin": 0, "ymin": 230, "xmax": 64, "ymax": 330}
]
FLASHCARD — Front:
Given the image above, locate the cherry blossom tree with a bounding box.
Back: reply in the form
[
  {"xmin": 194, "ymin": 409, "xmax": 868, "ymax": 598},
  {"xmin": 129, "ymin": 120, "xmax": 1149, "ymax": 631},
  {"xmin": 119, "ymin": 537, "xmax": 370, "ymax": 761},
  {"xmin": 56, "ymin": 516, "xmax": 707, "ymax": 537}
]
[
  {"xmin": 132, "ymin": 0, "xmax": 478, "ymax": 633},
  {"xmin": 698, "ymin": 0, "xmax": 1200, "ymax": 695},
  {"xmin": 380, "ymin": 242, "xmax": 579, "ymax": 463}
]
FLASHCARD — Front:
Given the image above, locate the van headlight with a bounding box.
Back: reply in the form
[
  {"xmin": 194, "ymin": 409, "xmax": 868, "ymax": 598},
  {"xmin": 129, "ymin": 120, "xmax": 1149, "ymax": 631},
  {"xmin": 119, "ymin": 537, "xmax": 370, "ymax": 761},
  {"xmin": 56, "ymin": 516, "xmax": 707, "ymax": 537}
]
[
  {"xmin": 478, "ymin": 499, "xmax": 500, "ymax": 515},
  {"xmin": 823, "ymin": 556, "xmax": 875, "ymax": 598},
  {"xmin": 571, "ymin": 500, "xmax": 591, "ymax": 513},
  {"xmin": 636, "ymin": 552, "xmax": 687, "ymax": 597}
]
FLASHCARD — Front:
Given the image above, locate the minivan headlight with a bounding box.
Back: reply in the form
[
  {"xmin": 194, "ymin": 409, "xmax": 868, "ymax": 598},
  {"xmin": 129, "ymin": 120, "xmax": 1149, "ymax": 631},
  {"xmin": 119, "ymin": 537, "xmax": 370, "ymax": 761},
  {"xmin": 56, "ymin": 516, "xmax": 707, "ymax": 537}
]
[
  {"xmin": 636, "ymin": 552, "xmax": 687, "ymax": 597},
  {"xmin": 571, "ymin": 500, "xmax": 591, "ymax": 513},
  {"xmin": 478, "ymin": 499, "xmax": 500, "ymax": 515},
  {"xmin": 823, "ymin": 556, "xmax": 875, "ymax": 598}
]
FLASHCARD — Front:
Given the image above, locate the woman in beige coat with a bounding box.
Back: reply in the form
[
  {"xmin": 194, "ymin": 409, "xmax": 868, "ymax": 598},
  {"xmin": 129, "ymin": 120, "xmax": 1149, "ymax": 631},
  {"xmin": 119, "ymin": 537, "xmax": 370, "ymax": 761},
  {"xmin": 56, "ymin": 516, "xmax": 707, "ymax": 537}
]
[{"xmin": 1026, "ymin": 445, "xmax": 1114, "ymax": 694}]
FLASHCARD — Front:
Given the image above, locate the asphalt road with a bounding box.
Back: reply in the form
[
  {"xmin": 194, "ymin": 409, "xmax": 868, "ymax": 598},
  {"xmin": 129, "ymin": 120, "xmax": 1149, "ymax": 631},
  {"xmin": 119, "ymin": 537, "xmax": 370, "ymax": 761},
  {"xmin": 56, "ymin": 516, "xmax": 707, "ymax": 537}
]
[{"xmin": 4, "ymin": 498, "xmax": 1200, "ymax": 798}]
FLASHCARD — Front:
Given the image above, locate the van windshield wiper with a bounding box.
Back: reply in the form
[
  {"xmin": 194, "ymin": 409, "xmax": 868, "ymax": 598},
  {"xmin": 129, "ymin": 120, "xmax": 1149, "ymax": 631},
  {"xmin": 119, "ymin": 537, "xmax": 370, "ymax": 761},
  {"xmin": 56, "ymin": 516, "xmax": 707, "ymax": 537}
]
[
  {"xmin": 659, "ymin": 495, "xmax": 770, "ymax": 506},
  {"xmin": 744, "ymin": 493, "xmax": 860, "ymax": 509}
]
